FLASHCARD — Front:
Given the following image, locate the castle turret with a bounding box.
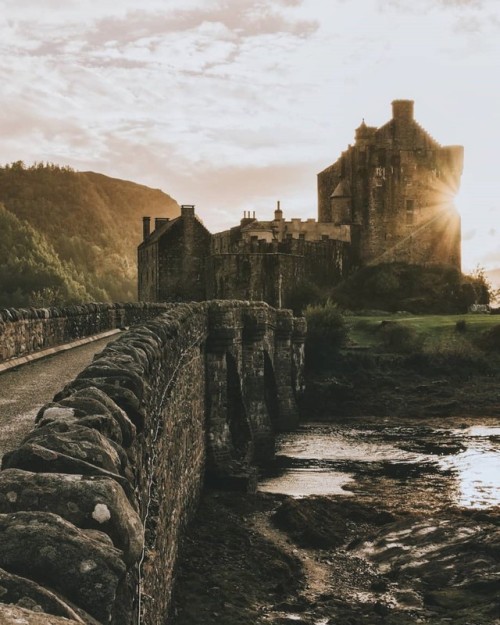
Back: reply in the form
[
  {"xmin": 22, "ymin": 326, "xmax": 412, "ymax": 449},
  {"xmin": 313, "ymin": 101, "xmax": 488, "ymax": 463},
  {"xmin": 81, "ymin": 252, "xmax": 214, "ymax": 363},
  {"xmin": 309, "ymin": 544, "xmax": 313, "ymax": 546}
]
[{"xmin": 355, "ymin": 119, "xmax": 377, "ymax": 147}]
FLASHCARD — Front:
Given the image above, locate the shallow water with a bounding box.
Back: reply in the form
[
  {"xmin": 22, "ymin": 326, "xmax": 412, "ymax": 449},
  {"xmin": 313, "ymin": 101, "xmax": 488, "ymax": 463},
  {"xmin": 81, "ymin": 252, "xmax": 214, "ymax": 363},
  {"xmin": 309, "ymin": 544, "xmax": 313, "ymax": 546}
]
[{"xmin": 259, "ymin": 420, "xmax": 500, "ymax": 510}]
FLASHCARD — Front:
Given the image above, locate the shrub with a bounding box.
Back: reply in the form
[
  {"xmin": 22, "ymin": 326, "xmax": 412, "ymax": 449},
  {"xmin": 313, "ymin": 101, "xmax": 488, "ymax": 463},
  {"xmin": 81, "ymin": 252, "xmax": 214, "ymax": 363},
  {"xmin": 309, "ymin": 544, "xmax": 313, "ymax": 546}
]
[
  {"xmin": 305, "ymin": 301, "xmax": 348, "ymax": 372},
  {"xmin": 455, "ymin": 319, "xmax": 467, "ymax": 334},
  {"xmin": 285, "ymin": 280, "xmax": 325, "ymax": 316},
  {"xmin": 478, "ymin": 324, "xmax": 500, "ymax": 352},
  {"xmin": 378, "ymin": 321, "xmax": 421, "ymax": 353},
  {"xmin": 409, "ymin": 335, "xmax": 491, "ymax": 374}
]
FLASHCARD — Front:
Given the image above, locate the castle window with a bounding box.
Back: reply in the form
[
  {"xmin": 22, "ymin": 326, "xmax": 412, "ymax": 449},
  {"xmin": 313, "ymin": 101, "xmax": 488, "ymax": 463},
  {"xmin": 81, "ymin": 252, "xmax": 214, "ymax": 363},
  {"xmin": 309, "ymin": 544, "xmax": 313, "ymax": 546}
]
[
  {"xmin": 299, "ymin": 234, "xmax": 305, "ymax": 241},
  {"xmin": 322, "ymin": 235, "xmax": 329, "ymax": 240},
  {"xmin": 406, "ymin": 199, "xmax": 414, "ymax": 224}
]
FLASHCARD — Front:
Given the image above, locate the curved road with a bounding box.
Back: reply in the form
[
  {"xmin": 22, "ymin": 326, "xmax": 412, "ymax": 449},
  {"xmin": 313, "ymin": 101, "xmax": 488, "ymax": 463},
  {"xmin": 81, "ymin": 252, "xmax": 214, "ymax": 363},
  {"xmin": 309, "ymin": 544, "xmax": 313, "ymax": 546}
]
[{"xmin": 0, "ymin": 336, "xmax": 115, "ymax": 460}]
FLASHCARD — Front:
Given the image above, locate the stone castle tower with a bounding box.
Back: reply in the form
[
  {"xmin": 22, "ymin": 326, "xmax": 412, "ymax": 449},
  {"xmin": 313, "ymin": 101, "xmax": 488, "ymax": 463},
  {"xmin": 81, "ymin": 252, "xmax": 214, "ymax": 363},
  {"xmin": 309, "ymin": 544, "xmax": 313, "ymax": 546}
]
[{"xmin": 317, "ymin": 100, "xmax": 463, "ymax": 269}]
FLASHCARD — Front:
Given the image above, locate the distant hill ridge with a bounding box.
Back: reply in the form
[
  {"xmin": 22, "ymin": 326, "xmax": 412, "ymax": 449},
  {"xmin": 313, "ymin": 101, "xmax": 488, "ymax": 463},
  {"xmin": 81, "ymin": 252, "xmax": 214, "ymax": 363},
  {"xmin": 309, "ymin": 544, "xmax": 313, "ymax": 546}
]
[{"xmin": 0, "ymin": 162, "xmax": 179, "ymax": 306}]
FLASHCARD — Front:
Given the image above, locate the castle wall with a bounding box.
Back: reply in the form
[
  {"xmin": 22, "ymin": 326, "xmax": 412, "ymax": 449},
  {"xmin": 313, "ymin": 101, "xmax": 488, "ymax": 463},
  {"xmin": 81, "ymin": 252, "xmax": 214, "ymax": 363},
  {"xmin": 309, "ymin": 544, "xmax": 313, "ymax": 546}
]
[
  {"xmin": 206, "ymin": 253, "xmax": 305, "ymax": 307},
  {"xmin": 138, "ymin": 241, "xmax": 159, "ymax": 301}
]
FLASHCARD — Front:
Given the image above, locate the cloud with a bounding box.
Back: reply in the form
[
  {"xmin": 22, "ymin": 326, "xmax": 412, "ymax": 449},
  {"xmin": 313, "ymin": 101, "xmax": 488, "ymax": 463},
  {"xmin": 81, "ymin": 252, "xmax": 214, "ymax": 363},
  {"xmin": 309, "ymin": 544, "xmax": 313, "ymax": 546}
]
[
  {"xmin": 381, "ymin": 0, "xmax": 484, "ymax": 9},
  {"xmin": 462, "ymin": 229, "xmax": 477, "ymax": 241}
]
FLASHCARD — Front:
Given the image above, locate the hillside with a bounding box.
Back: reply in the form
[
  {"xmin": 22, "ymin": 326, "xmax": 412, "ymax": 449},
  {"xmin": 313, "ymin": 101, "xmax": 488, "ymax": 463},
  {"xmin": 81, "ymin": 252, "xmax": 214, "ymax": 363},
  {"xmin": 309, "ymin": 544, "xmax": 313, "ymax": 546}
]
[{"xmin": 0, "ymin": 162, "xmax": 179, "ymax": 306}]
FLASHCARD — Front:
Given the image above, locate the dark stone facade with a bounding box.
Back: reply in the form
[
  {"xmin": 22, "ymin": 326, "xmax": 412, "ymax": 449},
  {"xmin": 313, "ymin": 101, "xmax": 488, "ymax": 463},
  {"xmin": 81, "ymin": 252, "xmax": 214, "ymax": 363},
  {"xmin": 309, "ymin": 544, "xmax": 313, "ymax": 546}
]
[
  {"xmin": 0, "ymin": 301, "xmax": 305, "ymax": 625},
  {"xmin": 318, "ymin": 99, "xmax": 463, "ymax": 268},
  {"xmin": 138, "ymin": 100, "xmax": 463, "ymax": 306}
]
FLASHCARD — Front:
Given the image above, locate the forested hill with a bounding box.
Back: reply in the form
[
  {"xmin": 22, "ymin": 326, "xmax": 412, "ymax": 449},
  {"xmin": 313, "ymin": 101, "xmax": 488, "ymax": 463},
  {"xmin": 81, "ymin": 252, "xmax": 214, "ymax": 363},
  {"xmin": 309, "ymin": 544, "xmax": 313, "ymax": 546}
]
[{"xmin": 0, "ymin": 162, "xmax": 179, "ymax": 307}]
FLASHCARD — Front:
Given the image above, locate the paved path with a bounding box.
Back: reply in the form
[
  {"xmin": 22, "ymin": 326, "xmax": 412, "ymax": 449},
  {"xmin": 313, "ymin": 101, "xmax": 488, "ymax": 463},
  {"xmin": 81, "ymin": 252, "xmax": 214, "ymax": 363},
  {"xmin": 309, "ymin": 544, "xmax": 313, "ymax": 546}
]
[{"xmin": 0, "ymin": 336, "xmax": 115, "ymax": 460}]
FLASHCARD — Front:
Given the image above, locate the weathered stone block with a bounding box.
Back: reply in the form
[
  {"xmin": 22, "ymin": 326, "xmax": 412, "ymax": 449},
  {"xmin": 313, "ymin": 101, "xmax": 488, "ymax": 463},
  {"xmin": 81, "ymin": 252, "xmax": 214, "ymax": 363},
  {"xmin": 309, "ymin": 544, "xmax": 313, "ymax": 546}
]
[
  {"xmin": 0, "ymin": 568, "xmax": 91, "ymax": 623},
  {"xmin": 0, "ymin": 470, "xmax": 143, "ymax": 565},
  {"xmin": 0, "ymin": 511, "xmax": 126, "ymax": 622}
]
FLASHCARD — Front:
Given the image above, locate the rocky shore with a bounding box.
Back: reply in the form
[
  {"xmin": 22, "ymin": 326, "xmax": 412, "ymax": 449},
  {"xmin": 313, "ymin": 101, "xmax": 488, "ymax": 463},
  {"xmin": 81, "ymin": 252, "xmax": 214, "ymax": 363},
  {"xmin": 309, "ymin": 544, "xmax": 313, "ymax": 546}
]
[{"xmin": 170, "ymin": 488, "xmax": 499, "ymax": 625}]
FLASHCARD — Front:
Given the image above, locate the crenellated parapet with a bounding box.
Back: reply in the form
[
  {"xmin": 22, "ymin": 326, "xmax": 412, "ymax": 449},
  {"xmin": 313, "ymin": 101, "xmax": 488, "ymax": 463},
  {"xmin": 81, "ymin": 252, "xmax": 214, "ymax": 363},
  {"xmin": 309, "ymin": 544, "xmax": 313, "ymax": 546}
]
[{"xmin": 0, "ymin": 300, "xmax": 305, "ymax": 625}]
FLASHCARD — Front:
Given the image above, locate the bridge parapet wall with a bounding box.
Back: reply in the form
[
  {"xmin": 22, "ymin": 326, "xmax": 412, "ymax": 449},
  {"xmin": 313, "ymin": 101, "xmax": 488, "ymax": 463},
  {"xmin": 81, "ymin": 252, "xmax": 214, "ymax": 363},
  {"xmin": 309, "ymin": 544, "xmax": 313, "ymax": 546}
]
[
  {"xmin": 0, "ymin": 301, "xmax": 305, "ymax": 625},
  {"xmin": 0, "ymin": 302, "xmax": 171, "ymax": 364}
]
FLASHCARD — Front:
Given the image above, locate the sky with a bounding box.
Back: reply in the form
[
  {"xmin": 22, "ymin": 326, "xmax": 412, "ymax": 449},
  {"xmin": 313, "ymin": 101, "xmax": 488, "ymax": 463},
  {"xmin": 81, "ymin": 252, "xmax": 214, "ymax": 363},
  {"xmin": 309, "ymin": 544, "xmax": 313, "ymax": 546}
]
[{"xmin": 0, "ymin": 0, "xmax": 499, "ymax": 280}]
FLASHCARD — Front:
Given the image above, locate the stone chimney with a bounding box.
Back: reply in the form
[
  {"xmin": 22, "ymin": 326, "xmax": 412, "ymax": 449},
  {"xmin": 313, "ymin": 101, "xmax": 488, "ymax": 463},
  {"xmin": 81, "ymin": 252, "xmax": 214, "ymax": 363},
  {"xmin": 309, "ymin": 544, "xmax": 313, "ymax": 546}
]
[
  {"xmin": 181, "ymin": 204, "xmax": 195, "ymax": 219},
  {"xmin": 274, "ymin": 200, "xmax": 283, "ymax": 221},
  {"xmin": 143, "ymin": 216, "xmax": 151, "ymax": 241},
  {"xmin": 155, "ymin": 217, "xmax": 170, "ymax": 230}
]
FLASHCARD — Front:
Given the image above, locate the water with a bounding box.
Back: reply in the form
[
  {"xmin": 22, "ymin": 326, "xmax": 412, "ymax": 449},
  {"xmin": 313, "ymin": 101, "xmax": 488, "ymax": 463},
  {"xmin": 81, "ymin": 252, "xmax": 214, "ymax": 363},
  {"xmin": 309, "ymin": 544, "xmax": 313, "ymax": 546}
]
[{"xmin": 259, "ymin": 420, "xmax": 500, "ymax": 510}]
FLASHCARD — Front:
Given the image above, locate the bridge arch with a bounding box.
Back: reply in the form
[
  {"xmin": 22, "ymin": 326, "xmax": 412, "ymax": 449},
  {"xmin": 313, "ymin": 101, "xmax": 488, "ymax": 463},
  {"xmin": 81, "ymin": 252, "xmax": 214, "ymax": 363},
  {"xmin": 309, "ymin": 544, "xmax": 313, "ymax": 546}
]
[{"xmin": 226, "ymin": 352, "xmax": 252, "ymax": 462}]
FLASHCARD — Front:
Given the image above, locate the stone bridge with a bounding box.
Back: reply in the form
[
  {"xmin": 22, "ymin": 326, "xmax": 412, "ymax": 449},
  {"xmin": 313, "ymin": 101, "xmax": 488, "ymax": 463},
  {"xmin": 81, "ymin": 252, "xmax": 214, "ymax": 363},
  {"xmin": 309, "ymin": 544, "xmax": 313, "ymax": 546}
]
[{"xmin": 0, "ymin": 300, "xmax": 305, "ymax": 625}]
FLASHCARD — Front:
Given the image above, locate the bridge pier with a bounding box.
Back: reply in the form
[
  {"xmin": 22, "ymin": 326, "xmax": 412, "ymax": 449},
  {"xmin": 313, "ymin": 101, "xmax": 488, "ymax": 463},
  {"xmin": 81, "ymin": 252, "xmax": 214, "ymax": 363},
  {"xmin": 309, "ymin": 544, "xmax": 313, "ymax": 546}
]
[
  {"xmin": 241, "ymin": 306, "xmax": 276, "ymax": 465},
  {"xmin": 273, "ymin": 310, "xmax": 301, "ymax": 431}
]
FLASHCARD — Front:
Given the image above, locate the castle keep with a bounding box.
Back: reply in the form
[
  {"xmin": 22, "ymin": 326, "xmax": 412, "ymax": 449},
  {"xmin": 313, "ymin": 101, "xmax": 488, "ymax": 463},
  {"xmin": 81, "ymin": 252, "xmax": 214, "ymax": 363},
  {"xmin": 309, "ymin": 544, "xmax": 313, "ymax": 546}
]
[{"xmin": 138, "ymin": 100, "xmax": 463, "ymax": 306}]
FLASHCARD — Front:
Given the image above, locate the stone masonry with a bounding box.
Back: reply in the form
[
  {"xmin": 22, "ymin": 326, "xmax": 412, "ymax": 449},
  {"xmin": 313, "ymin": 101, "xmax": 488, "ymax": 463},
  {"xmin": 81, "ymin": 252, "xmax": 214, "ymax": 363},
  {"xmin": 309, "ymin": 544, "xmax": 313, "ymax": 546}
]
[{"xmin": 0, "ymin": 300, "xmax": 305, "ymax": 625}]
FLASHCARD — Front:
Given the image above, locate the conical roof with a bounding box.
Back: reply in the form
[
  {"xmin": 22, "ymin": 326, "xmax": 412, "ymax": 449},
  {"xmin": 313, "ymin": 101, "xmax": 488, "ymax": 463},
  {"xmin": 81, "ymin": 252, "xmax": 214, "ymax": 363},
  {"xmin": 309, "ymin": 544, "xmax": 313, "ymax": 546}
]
[{"xmin": 331, "ymin": 179, "xmax": 351, "ymax": 198}]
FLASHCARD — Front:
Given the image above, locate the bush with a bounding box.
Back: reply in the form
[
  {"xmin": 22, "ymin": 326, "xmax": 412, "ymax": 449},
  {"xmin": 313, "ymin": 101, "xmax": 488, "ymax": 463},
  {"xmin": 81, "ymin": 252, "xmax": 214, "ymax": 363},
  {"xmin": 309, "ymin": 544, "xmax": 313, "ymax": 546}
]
[
  {"xmin": 378, "ymin": 321, "xmax": 422, "ymax": 353},
  {"xmin": 407, "ymin": 335, "xmax": 491, "ymax": 374},
  {"xmin": 455, "ymin": 319, "xmax": 467, "ymax": 334},
  {"xmin": 285, "ymin": 280, "xmax": 325, "ymax": 316},
  {"xmin": 305, "ymin": 301, "xmax": 348, "ymax": 372},
  {"xmin": 332, "ymin": 263, "xmax": 491, "ymax": 314},
  {"xmin": 478, "ymin": 324, "xmax": 500, "ymax": 352}
]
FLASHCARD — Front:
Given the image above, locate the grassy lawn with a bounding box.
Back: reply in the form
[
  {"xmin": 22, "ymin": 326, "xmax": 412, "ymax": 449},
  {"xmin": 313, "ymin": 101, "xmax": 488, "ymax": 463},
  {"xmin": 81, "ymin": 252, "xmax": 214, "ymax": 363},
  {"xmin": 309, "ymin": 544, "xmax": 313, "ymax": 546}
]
[{"xmin": 346, "ymin": 313, "xmax": 499, "ymax": 348}]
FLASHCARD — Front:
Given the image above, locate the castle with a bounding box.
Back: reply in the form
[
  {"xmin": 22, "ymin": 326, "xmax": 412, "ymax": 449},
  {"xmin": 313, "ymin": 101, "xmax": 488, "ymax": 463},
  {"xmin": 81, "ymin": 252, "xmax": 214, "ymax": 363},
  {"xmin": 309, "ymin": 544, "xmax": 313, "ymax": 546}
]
[{"xmin": 138, "ymin": 100, "xmax": 463, "ymax": 307}]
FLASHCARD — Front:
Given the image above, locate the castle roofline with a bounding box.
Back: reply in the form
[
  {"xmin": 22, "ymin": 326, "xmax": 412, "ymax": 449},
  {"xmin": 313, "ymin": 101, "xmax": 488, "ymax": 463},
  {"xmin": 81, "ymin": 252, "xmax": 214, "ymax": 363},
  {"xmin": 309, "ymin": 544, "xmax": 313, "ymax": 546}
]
[{"xmin": 138, "ymin": 216, "xmax": 181, "ymax": 247}]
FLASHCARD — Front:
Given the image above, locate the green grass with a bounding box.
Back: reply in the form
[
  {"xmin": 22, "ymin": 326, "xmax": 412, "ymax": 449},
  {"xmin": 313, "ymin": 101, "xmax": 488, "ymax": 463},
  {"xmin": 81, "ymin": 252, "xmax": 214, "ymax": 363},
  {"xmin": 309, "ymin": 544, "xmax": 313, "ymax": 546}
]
[{"xmin": 347, "ymin": 314, "xmax": 499, "ymax": 349}]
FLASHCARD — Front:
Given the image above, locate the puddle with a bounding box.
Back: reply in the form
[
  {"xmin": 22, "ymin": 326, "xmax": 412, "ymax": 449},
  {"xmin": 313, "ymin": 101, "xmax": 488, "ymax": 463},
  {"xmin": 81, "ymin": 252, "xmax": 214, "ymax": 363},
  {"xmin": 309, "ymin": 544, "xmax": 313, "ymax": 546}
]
[
  {"xmin": 259, "ymin": 467, "xmax": 354, "ymax": 497},
  {"xmin": 258, "ymin": 422, "xmax": 500, "ymax": 509}
]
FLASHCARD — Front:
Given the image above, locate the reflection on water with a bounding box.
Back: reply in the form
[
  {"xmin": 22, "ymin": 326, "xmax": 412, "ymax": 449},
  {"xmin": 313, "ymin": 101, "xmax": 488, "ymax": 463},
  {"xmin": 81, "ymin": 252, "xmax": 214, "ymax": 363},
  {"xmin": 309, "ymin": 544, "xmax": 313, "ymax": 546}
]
[
  {"xmin": 440, "ymin": 426, "xmax": 500, "ymax": 508},
  {"xmin": 258, "ymin": 422, "xmax": 500, "ymax": 509},
  {"xmin": 259, "ymin": 467, "xmax": 354, "ymax": 497}
]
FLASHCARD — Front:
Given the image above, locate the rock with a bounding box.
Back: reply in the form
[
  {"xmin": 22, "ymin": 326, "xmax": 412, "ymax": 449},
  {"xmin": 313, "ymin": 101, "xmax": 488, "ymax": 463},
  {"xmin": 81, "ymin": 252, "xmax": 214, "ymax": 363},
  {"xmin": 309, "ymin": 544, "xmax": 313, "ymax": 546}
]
[
  {"xmin": 0, "ymin": 470, "xmax": 143, "ymax": 565},
  {"xmin": 60, "ymin": 387, "xmax": 136, "ymax": 446},
  {"xmin": 0, "ymin": 603, "xmax": 82, "ymax": 624},
  {"xmin": 1, "ymin": 444, "xmax": 134, "ymax": 499},
  {"xmin": 21, "ymin": 425, "xmax": 122, "ymax": 475},
  {"xmin": 33, "ymin": 413, "xmax": 123, "ymax": 450},
  {"xmin": 75, "ymin": 363, "xmax": 147, "ymax": 402},
  {"xmin": 0, "ymin": 511, "xmax": 126, "ymax": 622},
  {"xmin": 54, "ymin": 380, "xmax": 145, "ymax": 431},
  {"xmin": 0, "ymin": 568, "xmax": 88, "ymax": 623}
]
